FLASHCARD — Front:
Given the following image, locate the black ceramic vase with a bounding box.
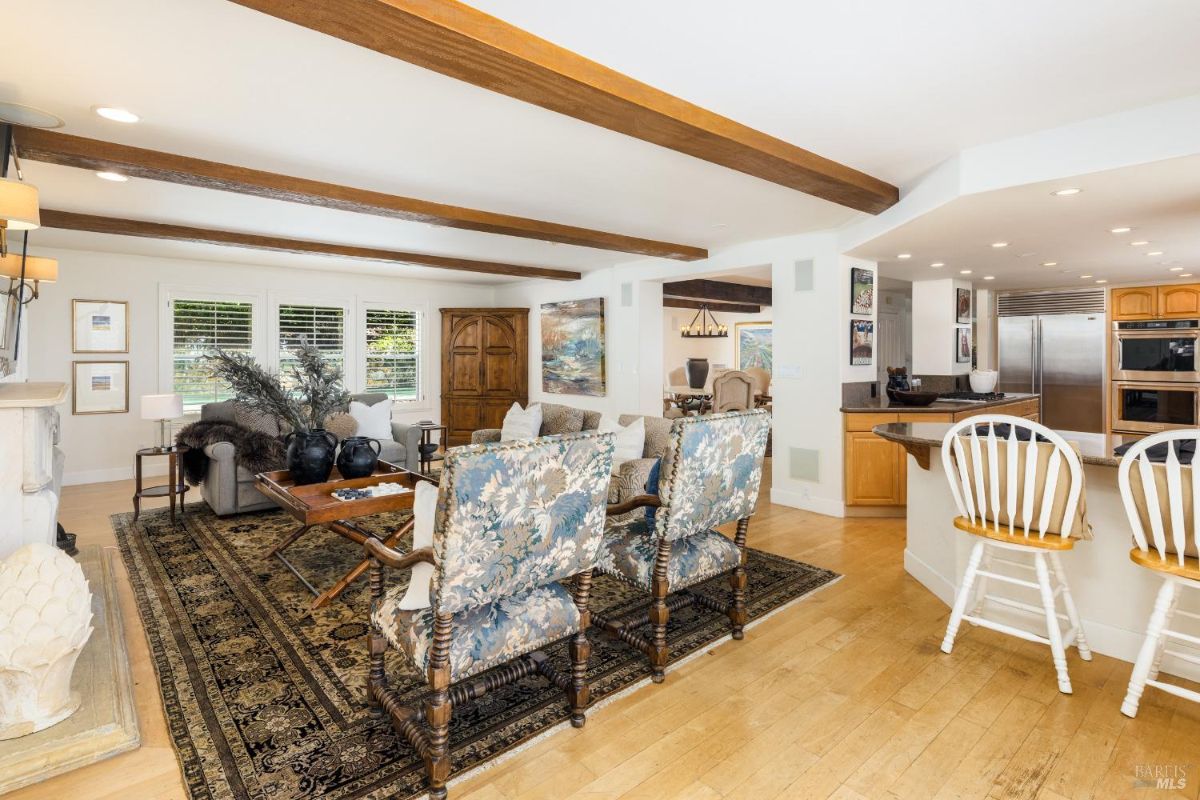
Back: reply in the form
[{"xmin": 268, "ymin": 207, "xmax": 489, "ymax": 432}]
[
  {"xmin": 336, "ymin": 436, "xmax": 381, "ymax": 480},
  {"xmin": 685, "ymin": 357, "xmax": 710, "ymax": 389},
  {"xmin": 285, "ymin": 429, "xmax": 338, "ymax": 485}
]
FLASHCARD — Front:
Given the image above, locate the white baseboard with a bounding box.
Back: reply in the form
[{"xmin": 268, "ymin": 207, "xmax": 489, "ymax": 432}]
[
  {"xmin": 769, "ymin": 487, "xmax": 845, "ymax": 518},
  {"xmin": 63, "ymin": 463, "xmax": 169, "ymax": 486},
  {"xmin": 903, "ymin": 548, "xmax": 1200, "ymax": 682}
]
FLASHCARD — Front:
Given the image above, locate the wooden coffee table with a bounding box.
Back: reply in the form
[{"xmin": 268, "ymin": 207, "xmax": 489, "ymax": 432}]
[{"xmin": 255, "ymin": 462, "xmax": 433, "ymax": 609}]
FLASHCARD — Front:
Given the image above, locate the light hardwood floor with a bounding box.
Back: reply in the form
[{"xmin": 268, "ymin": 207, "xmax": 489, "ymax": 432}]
[{"xmin": 9, "ymin": 470, "xmax": 1200, "ymax": 800}]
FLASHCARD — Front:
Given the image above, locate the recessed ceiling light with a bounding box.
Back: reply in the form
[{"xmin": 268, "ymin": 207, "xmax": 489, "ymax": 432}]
[
  {"xmin": 1169, "ymin": 267, "xmax": 1184, "ymax": 272},
  {"xmin": 983, "ymin": 276, "xmax": 995, "ymax": 281},
  {"xmin": 930, "ymin": 262, "xmax": 944, "ymax": 268},
  {"xmin": 1148, "ymin": 251, "xmax": 1165, "ymax": 256},
  {"xmin": 1130, "ymin": 241, "xmax": 1150, "ymax": 246},
  {"xmin": 1182, "ymin": 274, "xmax": 1194, "ymax": 278},
  {"xmin": 93, "ymin": 106, "xmax": 140, "ymax": 123},
  {"xmin": 1080, "ymin": 275, "xmax": 1093, "ymax": 279},
  {"xmin": 1052, "ymin": 188, "xmax": 1082, "ymax": 196},
  {"xmin": 1110, "ymin": 227, "xmax": 1133, "ymax": 234},
  {"xmin": 1096, "ymin": 279, "xmax": 1108, "ymax": 284},
  {"xmin": 960, "ymin": 269, "xmax": 972, "ymax": 275},
  {"xmin": 712, "ymin": 223, "xmax": 728, "ymax": 229},
  {"xmin": 991, "ymin": 242, "xmax": 1009, "ymax": 248},
  {"xmin": 95, "ymin": 171, "xmax": 128, "ymax": 182},
  {"xmin": 897, "ymin": 253, "xmax": 912, "ymax": 259},
  {"xmin": 1041, "ymin": 261, "xmax": 1058, "ymax": 267}
]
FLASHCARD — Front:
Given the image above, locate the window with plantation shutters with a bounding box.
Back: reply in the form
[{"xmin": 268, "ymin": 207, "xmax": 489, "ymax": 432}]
[
  {"xmin": 277, "ymin": 304, "xmax": 346, "ymax": 389},
  {"xmin": 172, "ymin": 299, "xmax": 255, "ymax": 410},
  {"xmin": 364, "ymin": 308, "xmax": 420, "ymax": 401}
]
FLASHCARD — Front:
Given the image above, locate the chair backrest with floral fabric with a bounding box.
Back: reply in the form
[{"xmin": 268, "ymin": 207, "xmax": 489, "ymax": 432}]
[
  {"xmin": 430, "ymin": 430, "xmax": 615, "ymax": 615},
  {"xmin": 656, "ymin": 410, "xmax": 770, "ymax": 542}
]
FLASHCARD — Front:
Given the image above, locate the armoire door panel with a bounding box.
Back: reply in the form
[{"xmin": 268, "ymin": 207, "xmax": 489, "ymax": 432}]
[{"xmin": 441, "ymin": 308, "xmax": 529, "ymax": 446}]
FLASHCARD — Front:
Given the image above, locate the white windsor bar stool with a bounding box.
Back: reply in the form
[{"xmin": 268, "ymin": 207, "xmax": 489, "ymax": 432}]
[
  {"xmin": 939, "ymin": 414, "xmax": 1092, "ymax": 694},
  {"xmin": 1116, "ymin": 429, "xmax": 1200, "ymax": 718}
]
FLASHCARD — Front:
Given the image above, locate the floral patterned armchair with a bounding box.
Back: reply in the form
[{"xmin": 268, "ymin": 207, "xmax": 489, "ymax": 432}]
[
  {"xmin": 597, "ymin": 410, "xmax": 770, "ymax": 682},
  {"xmin": 365, "ymin": 430, "xmax": 614, "ymax": 800}
]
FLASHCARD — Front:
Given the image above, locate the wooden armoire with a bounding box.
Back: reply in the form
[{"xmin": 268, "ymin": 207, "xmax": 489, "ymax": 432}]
[{"xmin": 440, "ymin": 308, "xmax": 529, "ymax": 445}]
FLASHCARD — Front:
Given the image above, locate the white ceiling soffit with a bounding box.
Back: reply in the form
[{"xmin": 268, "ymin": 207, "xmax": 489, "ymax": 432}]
[{"xmin": 850, "ymin": 154, "xmax": 1200, "ymax": 291}]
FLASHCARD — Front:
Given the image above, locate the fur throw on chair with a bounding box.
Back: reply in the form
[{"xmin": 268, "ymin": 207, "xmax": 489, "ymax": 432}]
[{"xmin": 176, "ymin": 420, "xmax": 286, "ymax": 485}]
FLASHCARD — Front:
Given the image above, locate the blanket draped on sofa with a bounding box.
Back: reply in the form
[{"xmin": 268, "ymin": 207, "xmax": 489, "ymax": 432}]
[{"xmin": 176, "ymin": 420, "xmax": 286, "ymax": 486}]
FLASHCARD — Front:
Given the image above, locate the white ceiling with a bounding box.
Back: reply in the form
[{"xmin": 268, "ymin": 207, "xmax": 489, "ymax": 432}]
[
  {"xmin": 5, "ymin": 1, "xmax": 1200, "ymax": 283},
  {"xmin": 849, "ymin": 154, "xmax": 1200, "ymax": 291}
]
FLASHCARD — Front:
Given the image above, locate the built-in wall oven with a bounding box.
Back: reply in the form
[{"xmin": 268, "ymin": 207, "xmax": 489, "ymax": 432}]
[
  {"xmin": 1112, "ymin": 319, "xmax": 1200, "ymax": 383},
  {"xmin": 1112, "ymin": 381, "xmax": 1200, "ymax": 434}
]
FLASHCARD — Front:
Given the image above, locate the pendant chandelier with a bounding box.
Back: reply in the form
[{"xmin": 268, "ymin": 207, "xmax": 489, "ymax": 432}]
[{"xmin": 679, "ymin": 304, "xmax": 728, "ymax": 338}]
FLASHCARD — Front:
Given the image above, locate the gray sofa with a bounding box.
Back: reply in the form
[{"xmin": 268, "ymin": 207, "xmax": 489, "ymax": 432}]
[
  {"xmin": 471, "ymin": 402, "xmax": 671, "ymax": 521},
  {"xmin": 199, "ymin": 392, "xmax": 424, "ymax": 516}
]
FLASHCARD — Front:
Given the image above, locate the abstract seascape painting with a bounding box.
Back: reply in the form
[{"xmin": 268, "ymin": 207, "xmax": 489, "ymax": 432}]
[
  {"xmin": 541, "ymin": 298, "xmax": 606, "ymax": 396},
  {"xmin": 736, "ymin": 322, "xmax": 773, "ymax": 371}
]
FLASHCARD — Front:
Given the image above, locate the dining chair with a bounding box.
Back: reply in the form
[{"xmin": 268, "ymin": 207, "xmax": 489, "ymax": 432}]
[
  {"xmin": 597, "ymin": 409, "xmax": 770, "ymax": 682},
  {"xmin": 939, "ymin": 415, "xmax": 1092, "ymax": 694},
  {"xmin": 1116, "ymin": 430, "xmax": 1200, "ymax": 718},
  {"xmin": 745, "ymin": 366, "xmax": 772, "ymax": 407},
  {"xmin": 711, "ymin": 370, "xmax": 755, "ymax": 413},
  {"xmin": 667, "ymin": 366, "xmax": 705, "ymax": 415},
  {"xmin": 364, "ymin": 430, "xmax": 614, "ymax": 799}
]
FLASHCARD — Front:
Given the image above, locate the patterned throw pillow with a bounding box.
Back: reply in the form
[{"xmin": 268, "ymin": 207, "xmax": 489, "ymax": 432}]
[
  {"xmin": 233, "ymin": 403, "xmax": 283, "ymax": 438},
  {"xmin": 540, "ymin": 403, "xmax": 586, "ymax": 435},
  {"xmin": 323, "ymin": 412, "xmax": 358, "ymax": 441},
  {"xmin": 645, "ymin": 458, "xmax": 662, "ymax": 523}
]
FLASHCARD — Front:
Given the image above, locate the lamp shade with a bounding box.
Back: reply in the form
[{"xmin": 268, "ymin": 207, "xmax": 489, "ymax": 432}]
[
  {"xmin": 140, "ymin": 393, "xmax": 184, "ymax": 420},
  {"xmin": 0, "ymin": 180, "xmax": 39, "ymax": 230},
  {"xmin": 0, "ymin": 253, "xmax": 57, "ymax": 282}
]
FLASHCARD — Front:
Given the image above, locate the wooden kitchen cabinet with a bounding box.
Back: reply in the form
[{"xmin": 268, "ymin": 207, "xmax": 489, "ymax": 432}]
[
  {"xmin": 1157, "ymin": 284, "xmax": 1200, "ymax": 318},
  {"xmin": 844, "ymin": 431, "xmax": 905, "ymax": 506},
  {"xmin": 1111, "ymin": 287, "xmax": 1157, "ymax": 320}
]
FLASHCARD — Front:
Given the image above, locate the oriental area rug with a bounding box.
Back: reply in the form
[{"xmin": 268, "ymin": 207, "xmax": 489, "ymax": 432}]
[{"xmin": 113, "ymin": 504, "xmax": 839, "ymax": 800}]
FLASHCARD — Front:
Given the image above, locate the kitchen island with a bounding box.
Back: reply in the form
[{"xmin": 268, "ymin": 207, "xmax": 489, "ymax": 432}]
[
  {"xmin": 875, "ymin": 421, "xmax": 1199, "ymax": 681},
  {"xmin": 841, "ymin": 393, "xmax": 1040, "ymax": 511}
]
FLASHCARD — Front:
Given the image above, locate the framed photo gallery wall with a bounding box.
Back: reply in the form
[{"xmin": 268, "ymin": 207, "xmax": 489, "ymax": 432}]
[
  {"xmin": 848, "ymin": 265, "xmax": 874, "ymax": 366},
  {"xmin": 72, "ymin": 299, "xmax": 130, "ymax": 414}
]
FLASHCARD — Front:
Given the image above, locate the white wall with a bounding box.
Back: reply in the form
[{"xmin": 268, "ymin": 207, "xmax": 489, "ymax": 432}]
[
  {"xmin": 27, "ymin": 246, "xmax": 494, "ymax": 485},
  {"xmin": 662, "ymin": 307, "xmax": 773, "ymax": 379},
  {"xmin": 912, "ymin": 277, "xmax": 974, "ymax": 376}
]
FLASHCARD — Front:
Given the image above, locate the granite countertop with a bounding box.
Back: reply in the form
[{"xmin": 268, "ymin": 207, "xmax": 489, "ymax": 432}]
[
  {"xmin": 840, "ymin": 392, "xmax": 1040, "ymax": 414},
  {"xmin": 872, "ymin": 421, "xmax": 1136, "ymax": 467}
]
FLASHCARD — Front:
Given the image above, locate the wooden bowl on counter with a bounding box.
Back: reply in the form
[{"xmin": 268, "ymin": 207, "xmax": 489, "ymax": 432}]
[{"xmin": 887, "ymin": 389, "xmax": 940, "ymax": 407}]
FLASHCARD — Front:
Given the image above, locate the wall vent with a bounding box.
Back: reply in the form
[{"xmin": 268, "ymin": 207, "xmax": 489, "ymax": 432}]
[
  {"xmin": 620, "ymin": 282, "xmax": 633, "ymax": 307},
  {"xmin": 789, "ymin": 447, "xmax": 819, "ymax": 481},
  {"xmin": 997, "ymin": 289, "xmax": 1106, "ymax": 317},
  {"xmin": 794, "ymin": 260, "xmax": 814, "ymax": 291}
]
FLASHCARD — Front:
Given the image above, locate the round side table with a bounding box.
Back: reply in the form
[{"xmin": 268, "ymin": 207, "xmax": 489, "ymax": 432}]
[{"xmin": 133, "ymin": 445, "xmax": 190, "ymax": 525}]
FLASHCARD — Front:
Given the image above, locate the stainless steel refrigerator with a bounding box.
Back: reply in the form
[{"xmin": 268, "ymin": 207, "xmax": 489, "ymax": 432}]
[{"xmin": 997, "ymin": 306, "xmax": 1106, "ymax": 432}]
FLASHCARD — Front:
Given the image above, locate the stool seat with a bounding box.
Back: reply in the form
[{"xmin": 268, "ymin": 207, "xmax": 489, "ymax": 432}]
[
  {"xmin": 1129, "ymin": 547, "xmax": 1200, "ymax": 581},
  {"xmin": 953, "ymin": 517, "xmax": 1075, "ymax": 550}
]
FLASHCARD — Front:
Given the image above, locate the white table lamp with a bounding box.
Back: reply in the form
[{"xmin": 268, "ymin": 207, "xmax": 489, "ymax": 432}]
[{"xmin": 141, "ymin": 393, "xmax": 184, "ymax": 451}]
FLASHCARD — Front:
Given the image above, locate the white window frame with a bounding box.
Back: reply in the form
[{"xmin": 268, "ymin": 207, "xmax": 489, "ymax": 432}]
[
  {"xmin": 358, "ymin": 300, "xmax": 430, "ymax": 411},
  {"xmin": 268, "ymin": 293, "xmax": 356, "ymax": 383},
  {"xmin": 159, "ymin": 285, "xmax": 266, "ymax": 412}
]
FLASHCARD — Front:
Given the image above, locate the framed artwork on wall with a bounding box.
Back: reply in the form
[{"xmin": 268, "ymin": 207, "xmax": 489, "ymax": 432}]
[
  {"xmin": 541, "ymin": 297, "xmax": 606, "ymax": 396},
  {"xmin": 850, "ymin": 267, "xmax": 874, "ymax": 315},
  {"xmin": 850, "ymin": 320, "xmax": 874, "ymax": 366},
  {"xmin": 956, "ymin": 327, "xmax": 972, "ymax": 363},
  {"xmin": 956, "ymin": 288, "xmax": 971, "ymax": 324},
  {"xmin": 72, "ymin": 360, "xmax": 129, "ymax": 415},
  {"xmin": 735, "ymin": 321, "xmax": 772, "ymax": 371},
  {"xmin": 73, "ymin": 299, "xmax": 129, "ymax": 353}
]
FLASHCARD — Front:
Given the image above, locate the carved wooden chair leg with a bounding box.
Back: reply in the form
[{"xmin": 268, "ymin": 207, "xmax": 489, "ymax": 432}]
[
  {"xmin": 568, "ymin": 570, "xmax": 593, "ymax": 727},
  {"xmin": 728, "ymin": 517, "xmax": 750, "ymax": 639},
  {"xmin": 648, "ymin": 539, "xmax": 672, "ymax": 682},
  {"xmin": 424, "ymin": 614, "xmax": 454, "ymax": 800},
  {"xmin": 366, "ymin": 559, "xmax": 387, "ymax": 718}
]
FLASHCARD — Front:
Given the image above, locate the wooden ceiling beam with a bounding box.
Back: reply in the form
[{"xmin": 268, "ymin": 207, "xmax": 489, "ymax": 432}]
[
  {"xmin": 39, "ymin": 209, "xmax": 581, "ymax": 281},
  {"xmin": 663, "ymin": 297, "xmax": 760, "ymax": 315},
  {"xmin": 663, "ymin": 279, "xmax": 772, "ymax": 306},
  {"xmin": 228, "ymin": 0, "xmax": 899, "ymax": 214},
  {"xmin": 17, "ymin": 127, "xmax": 706, "ymax": 261}
]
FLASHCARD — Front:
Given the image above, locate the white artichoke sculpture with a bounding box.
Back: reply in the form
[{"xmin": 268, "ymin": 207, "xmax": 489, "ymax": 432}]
[{"xmin": 0, "ymin": 543, "xmax": 94, "ymax": 739}]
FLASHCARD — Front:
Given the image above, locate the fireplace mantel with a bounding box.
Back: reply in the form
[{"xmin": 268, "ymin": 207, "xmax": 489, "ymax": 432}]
[{"xmin": 0, "ymin": 381, "xmax": 68, "ymax": 559}]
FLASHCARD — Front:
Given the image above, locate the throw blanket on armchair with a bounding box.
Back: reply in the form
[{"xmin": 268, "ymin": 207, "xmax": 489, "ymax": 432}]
[{"xmin": 176, "ymin": 420, "xmax": 286, "ymax": 486}]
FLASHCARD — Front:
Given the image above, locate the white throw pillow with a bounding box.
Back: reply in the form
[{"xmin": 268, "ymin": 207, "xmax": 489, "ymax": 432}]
[
  {"xmin": 500, "ymin": 402, "xmax": 542, "ymax": 441},
  {"xmin": 349, "ymin": 398, "xmax": 395, "ymax": 441},
  {"xmin": 397, "ymin": 480, "xmax": 438, "ymax": 610},
  {"xmin": 599, "ymin": 415, "xmax": 646, "ymax": 476}
]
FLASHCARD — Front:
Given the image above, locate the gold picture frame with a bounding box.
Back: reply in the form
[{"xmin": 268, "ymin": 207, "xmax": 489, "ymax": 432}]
[
  {"xmin": 72, "ymin": 299, "xmax": 130, "ymax": 353},
  {"xmin": 72, "ymin": 360, "xmax": 130, "ymax": 415}
]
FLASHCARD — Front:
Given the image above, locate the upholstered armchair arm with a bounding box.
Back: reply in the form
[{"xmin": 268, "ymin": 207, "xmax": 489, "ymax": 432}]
[
  {"xmin": 363, "ymin": 539, "xmax": 434, "ymax": 571},
  {"xmin": 391, "ymin": 421, "xmax": 424, "ymax": 472},
  {"xmin": 606, "ymin": 494, "xmax": 661, "ymax": 516},
  {"xmin": 471, "ymin": 428, "xmax": 502, "ymax": 445}
]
